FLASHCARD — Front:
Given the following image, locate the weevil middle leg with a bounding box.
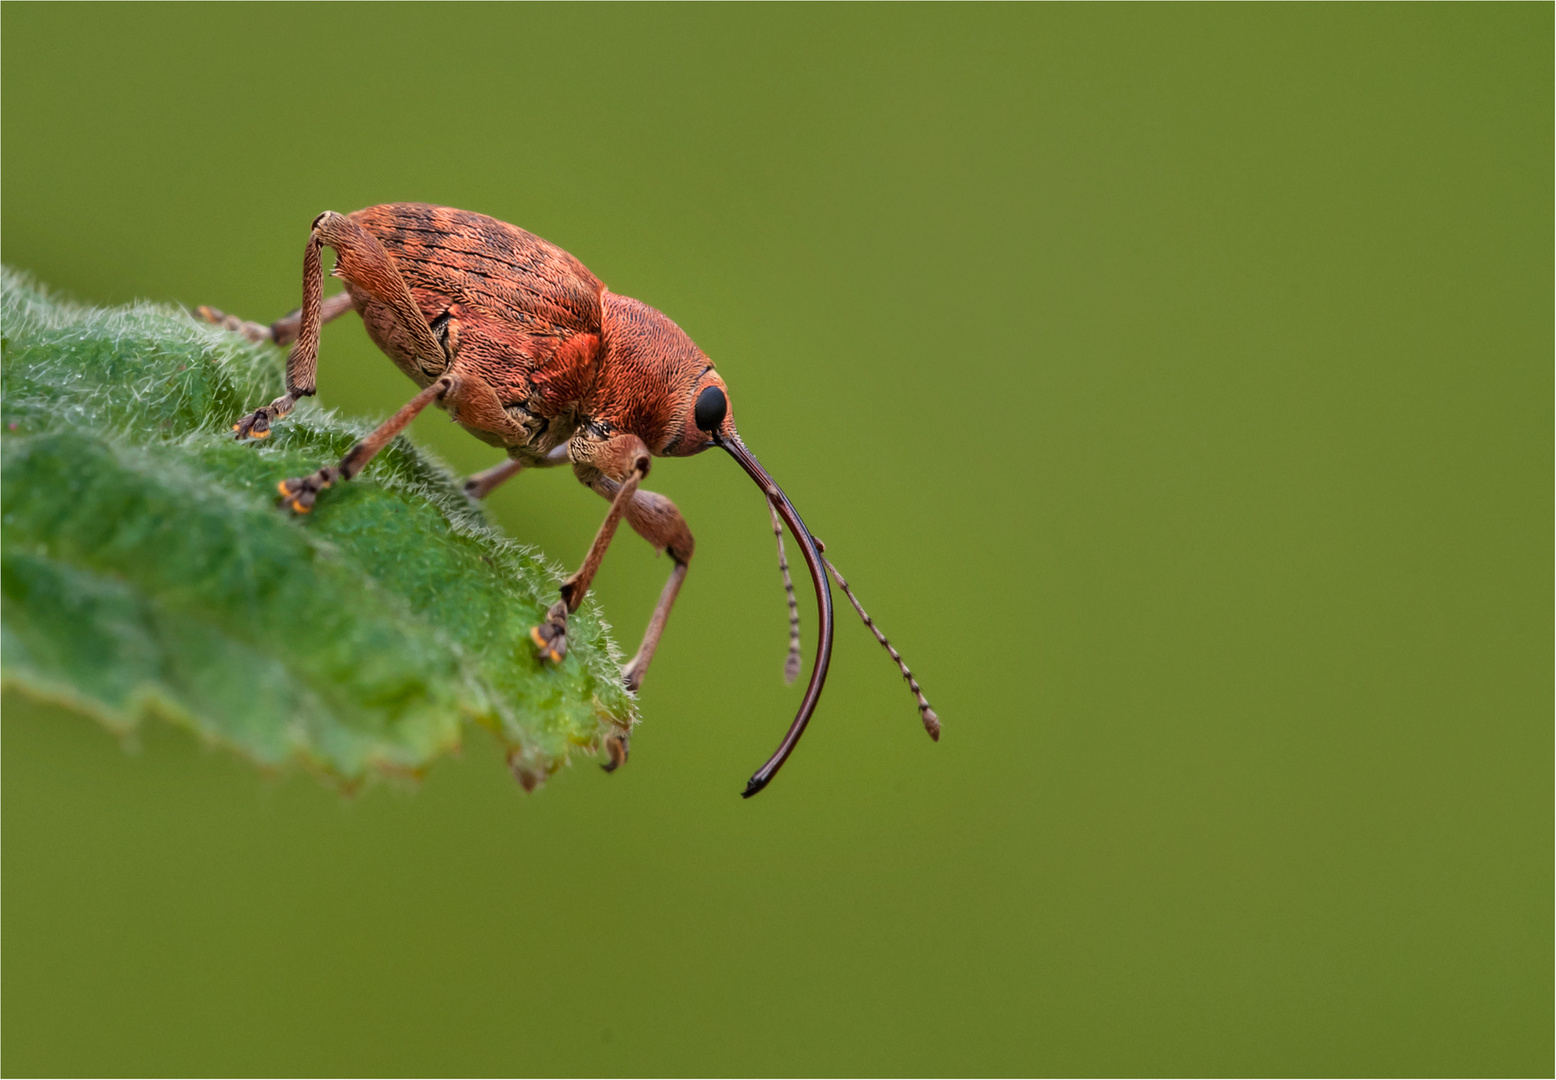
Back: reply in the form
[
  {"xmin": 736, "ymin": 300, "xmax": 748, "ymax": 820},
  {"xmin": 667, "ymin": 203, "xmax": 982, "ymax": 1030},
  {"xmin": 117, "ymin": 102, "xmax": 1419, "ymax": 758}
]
[
  {"xmin": 464, "ymin": 443, "xmax": 570, "ymax": 500},
  {"xmin": 463, "ymin": 458, "xmax": 527, "ymax": 500},
  {"xmin": 276, "ymin": 373, "xmax": 456, "ymax": 513}
]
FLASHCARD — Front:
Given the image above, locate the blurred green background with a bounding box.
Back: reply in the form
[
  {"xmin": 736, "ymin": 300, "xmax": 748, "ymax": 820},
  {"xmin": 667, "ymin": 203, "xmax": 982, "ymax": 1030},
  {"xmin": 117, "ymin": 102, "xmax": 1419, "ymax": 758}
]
[{"xmin": 2, "ymin": 4, "xmax": 1549, "ymax": 1075}]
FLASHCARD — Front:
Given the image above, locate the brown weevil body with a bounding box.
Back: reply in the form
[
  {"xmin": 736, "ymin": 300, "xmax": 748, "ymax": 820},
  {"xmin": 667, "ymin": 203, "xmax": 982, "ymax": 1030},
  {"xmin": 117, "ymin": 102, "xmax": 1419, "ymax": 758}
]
[{"xmin": 200, "ymin": 204, "xmax": 937, "ymax": 795}]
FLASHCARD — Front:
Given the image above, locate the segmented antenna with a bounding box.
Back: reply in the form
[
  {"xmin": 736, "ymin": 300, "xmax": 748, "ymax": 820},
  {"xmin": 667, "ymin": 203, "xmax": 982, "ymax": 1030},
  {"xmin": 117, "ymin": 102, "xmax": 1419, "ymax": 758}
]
[
  {"xmin": 769, "ymin": 497, "xmax": 803, "ymax": 683},
  {"xmin": 816, "ymin": 541, "xmax": 940, "ymax": 740}
]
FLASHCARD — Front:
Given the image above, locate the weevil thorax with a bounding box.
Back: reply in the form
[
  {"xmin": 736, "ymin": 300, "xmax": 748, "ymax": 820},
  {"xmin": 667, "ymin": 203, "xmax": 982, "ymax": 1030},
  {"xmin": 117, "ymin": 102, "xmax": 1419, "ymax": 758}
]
[{"xmin": 595, "ymin": 292, "xmax": 733, "ymax": 456}]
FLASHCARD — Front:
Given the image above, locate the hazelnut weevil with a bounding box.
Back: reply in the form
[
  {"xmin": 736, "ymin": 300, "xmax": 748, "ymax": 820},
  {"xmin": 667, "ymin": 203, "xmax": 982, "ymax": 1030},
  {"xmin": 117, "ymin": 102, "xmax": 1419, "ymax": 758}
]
[{"xmin": 200, "ymin": 204, "xmax": 938, "ymax": 796}]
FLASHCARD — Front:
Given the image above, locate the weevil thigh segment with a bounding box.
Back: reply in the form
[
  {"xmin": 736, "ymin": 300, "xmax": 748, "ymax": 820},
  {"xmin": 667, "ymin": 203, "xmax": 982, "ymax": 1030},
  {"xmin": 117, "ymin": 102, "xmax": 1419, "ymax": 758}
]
[{"xmin": 318, "ymin": 211, "xmax": 450, "ymax": 383}]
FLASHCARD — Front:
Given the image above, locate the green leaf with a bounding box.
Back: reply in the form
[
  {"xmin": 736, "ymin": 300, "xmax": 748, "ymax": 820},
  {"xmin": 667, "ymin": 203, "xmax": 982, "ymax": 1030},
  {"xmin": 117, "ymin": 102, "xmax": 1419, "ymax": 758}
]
[{"xmin": 0, "ymin": 268, "xmax": 637, "ymax": 789}]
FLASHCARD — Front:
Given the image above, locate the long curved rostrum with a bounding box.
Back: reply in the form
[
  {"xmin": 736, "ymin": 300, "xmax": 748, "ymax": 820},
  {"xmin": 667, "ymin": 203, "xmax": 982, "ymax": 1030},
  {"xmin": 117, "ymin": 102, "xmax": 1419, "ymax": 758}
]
[{"xmin": 718, "ymin": 436, "xmax": 835, "ymax": 797}]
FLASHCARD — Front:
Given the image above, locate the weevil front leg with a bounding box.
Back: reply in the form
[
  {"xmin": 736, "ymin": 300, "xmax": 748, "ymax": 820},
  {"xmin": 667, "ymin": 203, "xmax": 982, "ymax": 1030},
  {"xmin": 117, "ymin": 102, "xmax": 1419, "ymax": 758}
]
[
  {"xmin": 533, "ymin": 436, "xmax": 696, "ymax": 695},
  {"xmin": 612, "ymin": 487, "xmax": 695, "ymax": 694},
  {"xmin": 530, "ymin": 434, "xmax": 651, "ymax": 665}
]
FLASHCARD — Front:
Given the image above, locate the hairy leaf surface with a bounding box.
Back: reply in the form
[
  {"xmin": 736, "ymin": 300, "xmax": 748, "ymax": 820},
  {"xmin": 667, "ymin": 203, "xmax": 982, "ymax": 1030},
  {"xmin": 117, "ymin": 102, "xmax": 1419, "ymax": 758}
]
[{"xmin": 1, "ymin": 269, "xmax": 636, "ymax": 787}]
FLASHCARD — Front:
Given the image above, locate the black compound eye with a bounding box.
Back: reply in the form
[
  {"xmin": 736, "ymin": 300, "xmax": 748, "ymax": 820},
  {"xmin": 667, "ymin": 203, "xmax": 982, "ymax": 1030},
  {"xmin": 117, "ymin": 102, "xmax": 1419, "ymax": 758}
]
[{"xmin": 694, "ymin": 385, "xmax": 728, "ymax": 433}]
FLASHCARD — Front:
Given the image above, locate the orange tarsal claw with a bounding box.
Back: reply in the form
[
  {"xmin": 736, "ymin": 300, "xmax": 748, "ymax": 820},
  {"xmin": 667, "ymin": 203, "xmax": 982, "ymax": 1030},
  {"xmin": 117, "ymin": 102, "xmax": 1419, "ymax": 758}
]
[{"xmin": 531, "ymin": 601, "xmax": 569, "ymax": 664}]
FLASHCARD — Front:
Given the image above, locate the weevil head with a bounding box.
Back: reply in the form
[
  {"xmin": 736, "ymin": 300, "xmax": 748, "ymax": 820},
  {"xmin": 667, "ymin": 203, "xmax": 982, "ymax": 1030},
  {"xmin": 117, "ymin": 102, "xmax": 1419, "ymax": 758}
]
[
  {"xmin": 598, "ymin": 292, "xmax": 734, "ymax": 456},
  {"xmin": 669, "ymin": 369, "xmax": 734, "ymax": 454}
]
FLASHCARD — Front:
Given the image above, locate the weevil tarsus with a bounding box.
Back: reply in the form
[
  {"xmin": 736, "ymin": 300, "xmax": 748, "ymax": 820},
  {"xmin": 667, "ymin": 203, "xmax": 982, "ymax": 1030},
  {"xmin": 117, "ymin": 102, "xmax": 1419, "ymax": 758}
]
[
  {"xmin": 277, "ymin": 375, "xmax": 455, "ymax": 513},
  {"xmin": 601, "ymin": 730, "xmax": 630, "ymax": 773},
  {"xmin": 198, "ymin": 291, "xmax": 355, "ymax": 348}
]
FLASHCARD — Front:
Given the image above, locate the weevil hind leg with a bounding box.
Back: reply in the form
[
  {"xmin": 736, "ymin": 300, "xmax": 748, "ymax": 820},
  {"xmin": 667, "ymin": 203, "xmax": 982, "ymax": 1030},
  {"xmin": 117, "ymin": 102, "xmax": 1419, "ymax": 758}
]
[
  {"xmin": 231, "ymin": 210, "xmax": 448, "ymax": 441},
  {"xmin": 197, "ymin": 291, "xmax": 356, "ymax": 347},
  {"xmin": 228, "ymin": 224, "xmax": 327, "ymax": 440}
]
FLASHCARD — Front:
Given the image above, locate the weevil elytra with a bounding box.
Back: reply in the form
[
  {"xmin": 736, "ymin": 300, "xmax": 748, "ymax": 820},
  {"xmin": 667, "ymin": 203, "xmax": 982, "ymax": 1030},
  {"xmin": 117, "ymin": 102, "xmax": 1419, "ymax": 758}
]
[{"xmin": 200, "ymin": 204, "xmax": 937, "ymax": 795}]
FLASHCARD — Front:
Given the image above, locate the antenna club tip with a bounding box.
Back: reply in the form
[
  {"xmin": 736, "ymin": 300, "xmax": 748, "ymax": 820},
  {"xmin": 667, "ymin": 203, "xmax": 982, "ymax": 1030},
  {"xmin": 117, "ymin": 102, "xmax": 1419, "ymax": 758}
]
[
  {"xmin": 742, "ymin": 775, "xmax": 770, "ymax": 799},
  {"xmin": 922, "ymin": 708, "xmax": 941, "ymax": 741}
]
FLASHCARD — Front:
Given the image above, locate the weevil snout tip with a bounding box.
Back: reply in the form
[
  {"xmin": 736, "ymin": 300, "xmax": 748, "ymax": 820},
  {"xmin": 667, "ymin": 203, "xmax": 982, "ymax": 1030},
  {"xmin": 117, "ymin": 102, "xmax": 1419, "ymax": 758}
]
[{"xmin": 741, "ymin": 775, "xmax": 770, "ymax": 799}]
